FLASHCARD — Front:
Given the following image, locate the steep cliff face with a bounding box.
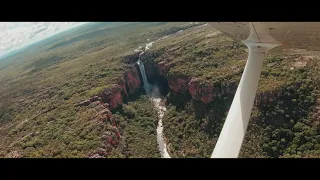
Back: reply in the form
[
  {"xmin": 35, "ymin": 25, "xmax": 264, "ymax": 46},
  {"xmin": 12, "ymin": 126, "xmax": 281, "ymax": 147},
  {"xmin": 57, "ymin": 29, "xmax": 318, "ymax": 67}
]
[
  {"xmin": 157, "ymin": 61, "xmax": 175, "ymax": 77},
  {"xmin": 75, "ymin": 94, "xmax": 122, "ymax": 158},
  {"xmin": 118, "ymin": 76, "xmax": 128, "ymax": 96},
  {"xmin": 140, "ymin": 53, "xmax": 283, "ymax": 106},
  {"xmin": 124, "ymin": 65, "xmax": 142, "ymax": 94},
  {"xmin": 99, "ymin": 84, "xmax": 124, "ymax": 110},
  {"xmin": 77, "ymin": 63, "xmax": 143, "ymax": 112},
  {"xmin": 157, "ymin": 61, "xmax": 167, "ymax": 76},
  {"xmin": 140, "ymin": 51, "xmax": 164, "ymax": 84},
  {"xmin": 188, "ymin": 78, "xmax": 215, "ymax": 104},
  {"xmin": 77, "ymin": 62, "xmax": 143, "ymax": 158},
  {"xmin": 99, "ymin": 66, "xmax": 142, "ymax": 110},
  {"xmin": 140, "ymin": 53, "xmax": 238, "ymax": 105},
  {"xmin": 143, "ymin": 60, "xmax": 158, "ymax": 83},
  {"xmin": 122, "ymin": 51, "xmax": 142, "ymax": 64},
  {"xmin": 167, "ymin": 75, "xmax": 191, "ymax": 94}
]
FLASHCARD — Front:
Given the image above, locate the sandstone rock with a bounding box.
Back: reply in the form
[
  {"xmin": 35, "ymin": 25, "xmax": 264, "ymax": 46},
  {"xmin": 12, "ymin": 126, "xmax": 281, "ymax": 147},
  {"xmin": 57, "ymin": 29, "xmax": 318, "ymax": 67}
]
[
  {"xmin": 76, "ymin": 99, "xmax": 91, "ymax": 107},
  {"xmin": 188, "ymin": 78, "xmax": 215, "ymax": 104},
  {"xmin": 157, "ymin": 61, "xmax": 175, "ymax": 76},
  {"xmin": 123, "ymin": 51, "xmax": 141, "ymax": 63},
  {"xmin": 139, "ymin": 51, "xmax": 164, "ymax": 81},
  {"xmin": 168, "ymin": 75, "xmax": 191, "ymax": 93},
  {"xmin": 157, "ymin": 61, "xmax": 167, "ymax": 76},
  {"xmin": 167, "ymin": 46, "xmax": 181, "ymax": 53},
  {"xmin": 99, "ymin": 108, "xmax": 110, "ymax": 115},
  {"xmin": 144, "ymin": 61, "xmax": 157, "ymax": 80},
  {"xmin": 90, "ymin": 96, "xmax": 101, "ymax": 102},
  {"xmin": 97, "ymin": 107, "xmax": 113, "ymax": 122},
  {"xmin": 124, "ymin": 66, "xmax": 141, "ymax": 94},
  {"xmin": 99, "ymin": 84, "xmax": 124, "ymax": 110},
  {"xmin": 118, "ymin": 76, "xmax": 128, "ymax": 96}
]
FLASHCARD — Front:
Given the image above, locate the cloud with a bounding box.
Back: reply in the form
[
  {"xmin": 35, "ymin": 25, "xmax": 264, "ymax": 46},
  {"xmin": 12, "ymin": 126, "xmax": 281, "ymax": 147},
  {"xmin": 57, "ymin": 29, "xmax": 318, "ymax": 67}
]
[{"xmin": 0, "ymin": 22, "xmax": 88, "ymax": 57}]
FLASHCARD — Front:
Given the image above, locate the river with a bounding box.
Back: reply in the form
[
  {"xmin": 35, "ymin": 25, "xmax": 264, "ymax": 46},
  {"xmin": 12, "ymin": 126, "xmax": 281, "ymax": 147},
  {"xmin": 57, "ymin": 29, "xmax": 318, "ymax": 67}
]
[{"xmin": 136, "ymin": 39, "xmax": 171, "ymax": 158}]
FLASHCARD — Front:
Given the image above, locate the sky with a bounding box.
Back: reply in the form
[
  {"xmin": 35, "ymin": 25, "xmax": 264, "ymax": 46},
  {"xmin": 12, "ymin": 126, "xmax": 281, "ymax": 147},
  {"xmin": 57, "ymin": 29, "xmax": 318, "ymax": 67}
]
[{"xmin": 0, "ymin": 22, "xmax": 89, "ymax": 57}]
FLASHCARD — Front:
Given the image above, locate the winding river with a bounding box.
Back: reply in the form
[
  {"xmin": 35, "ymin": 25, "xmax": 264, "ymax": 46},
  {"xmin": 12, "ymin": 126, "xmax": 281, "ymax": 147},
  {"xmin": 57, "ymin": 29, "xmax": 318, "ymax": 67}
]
[{"xmin": 136, "ymin": 39, "xmax": 171, "ymax": 158}]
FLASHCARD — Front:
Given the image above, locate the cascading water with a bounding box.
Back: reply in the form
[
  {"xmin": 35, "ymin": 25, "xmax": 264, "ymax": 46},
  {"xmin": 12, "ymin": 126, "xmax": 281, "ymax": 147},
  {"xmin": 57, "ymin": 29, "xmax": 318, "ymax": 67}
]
[
  {"xmin": 137, "ymin": 59, "xmax": 150, "ymax": 94},
  {"xmin": 137, "ymin": 40, "xmax": 171, "ymax": 158}
]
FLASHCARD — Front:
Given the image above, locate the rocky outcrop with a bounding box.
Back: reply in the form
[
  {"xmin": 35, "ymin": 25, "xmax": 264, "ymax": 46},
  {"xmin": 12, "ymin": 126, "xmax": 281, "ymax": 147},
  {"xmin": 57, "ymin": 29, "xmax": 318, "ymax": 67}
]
[
  {"xmin": 78, "ymin": 64, "xmax": 142, "ymax": 111},
  {"xmin": 141, "ymin": 52, "xmax": 283, "ymax": 106},
  {"xmin": 76, "ymin": 96, "xmax": 102, "ymax": 107},
  {"xmin": 144, "ymin": 61, "xmax": 158, "ymax": 82},
  {"xmin": 157, "ymin": 61, "xmax": 167, "ymax": 76},
  {"xmin": 98, "ymin": 108, "xmax": 113, "ymax": 122},
  {"xmin": 140, "ymin": 51, "xmax": 165, "ymax": 83},
  {"xmin": 124, "ymin": 65, "xmax": 142, "ymax": 94},
  {"xmin": 122, "ymin": 51, "xmax": 142, "ymax": 64},
  {"xmin": 90, "ymin": 96, "xmax": 102, "ymax": 102},
  {"xmin": 99, "ymin": 85, "xmax": 124, "ymax": 110},
  {"xmin": 87, "ymin": 98, "xmax": 121, "ymax": 158},
  {"xmin": 117, "ymin": 76, "xmax": 128, "ymax": 96},
  {"xmin": 167, "ymin": 75, "xmax": 191, "ymax": 94},
  {"xmin": 77, "ymin": 99, "xmax": 91, "ymax": 107},
  {"xmin": 139, "ymin": 50, "xmax": 241, "ymax": 105},
  {"xmin": 89, "ymin": 126, "xmax": 121, "ymax": 158},
  {"xmin": 157, "ymin": 61, "xmax": 175, "ymax": 76},
  {"xmin": 188, "ymin": 78, "xmax": 215, "ymax": 104},
  {"xmin": 77, "ymin": 63, "xmax": 143, "ymax": 158}
]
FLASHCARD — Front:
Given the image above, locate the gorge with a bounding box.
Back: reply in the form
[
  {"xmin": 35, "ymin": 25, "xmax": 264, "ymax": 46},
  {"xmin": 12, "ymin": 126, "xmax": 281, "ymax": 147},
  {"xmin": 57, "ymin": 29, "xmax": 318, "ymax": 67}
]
[
  {"xmin": 82, "ymin": 29, "xmax": 299, "ymax": 158},
  {"xmin": 3, "ymin": 22, "xmax": 320, "ymax": 158}
]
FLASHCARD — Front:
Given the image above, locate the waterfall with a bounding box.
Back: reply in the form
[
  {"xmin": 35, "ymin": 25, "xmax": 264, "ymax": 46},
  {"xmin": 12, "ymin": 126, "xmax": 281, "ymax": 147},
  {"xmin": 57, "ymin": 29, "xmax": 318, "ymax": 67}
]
[
  {"xmin": 137, "ymin": 59, "xmax": 150, "ymax": 94},
  {"xmin": 136, "ymin": 39, "xmax": 171, "ymax": 158}
]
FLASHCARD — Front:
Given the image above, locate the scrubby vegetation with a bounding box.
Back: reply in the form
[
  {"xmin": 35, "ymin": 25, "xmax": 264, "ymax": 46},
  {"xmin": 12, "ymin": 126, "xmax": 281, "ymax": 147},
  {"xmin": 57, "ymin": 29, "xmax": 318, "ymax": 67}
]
[
  {"xmin": 162, "ymin": 96, "xmax": 233, "ymax": 158},
  {"xmin": 149, "ymin": 24, "xmax": 320, "ymax": 158},
  {"xmin": 2, "ymin": 21, "xmax": 320, "ymax": 158},
  {"xmin": 111, "ymin": 96, "xmax": 160, "ymax": 158},
  {"xmin": 151, "ymin": 25, "xmax": 247, "ymax": 86},
  {"xmin": 0, "ymin": 22, "xmax": 194, "ymax": 158},
  {"xmin": 241, "ymin": 57, "xmax": 320, "ymax": 158}
]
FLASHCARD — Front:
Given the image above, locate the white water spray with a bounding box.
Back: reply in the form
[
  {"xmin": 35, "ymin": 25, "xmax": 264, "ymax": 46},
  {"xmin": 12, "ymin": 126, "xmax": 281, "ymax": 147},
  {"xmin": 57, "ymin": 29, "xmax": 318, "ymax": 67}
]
[
  {"xmin": 137, "ymin": 59, "xmax": 150, "ymax": 94},
  {"xmin": 136, "ymin": 39, "xmax": 171, "ymax": 158}
]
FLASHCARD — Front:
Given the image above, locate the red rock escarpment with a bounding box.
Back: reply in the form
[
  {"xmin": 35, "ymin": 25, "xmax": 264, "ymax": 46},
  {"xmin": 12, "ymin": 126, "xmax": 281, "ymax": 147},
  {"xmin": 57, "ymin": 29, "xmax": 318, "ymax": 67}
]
[
  {"xmin": 144, "ymin": 57, "xmax": 283, "ymax": 105},
  {"xmin": 124, "ymin": 65, "xmax": 142, "ymax": 94},
  {"xmin": 87, "ymin": 99, "xmax": 121, "ymax": 158},
  {"xmin": 140, "ymin": 51, "xmax": 164, "ymax": 81},
  {"xmin": 99, "ymin": 85, "xmax": 124, "ymax": 110},
  {"xmin": 188, "ymin": 78, "xmax": 216, "ymax": 104},
  {"xmin": 157, "ymin": 61, "xmax": 175, "ymax": 76},
  {"xmin": 78, "ymin": 65, "xmax": 142, "ymax": 110},
  {"xmin": 123, "ymin": 51, "xmax": 142, "ymax": 64},
  {"xmin": 167, "ymin": 75, "xmax": 191, "ymax": 94}
]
